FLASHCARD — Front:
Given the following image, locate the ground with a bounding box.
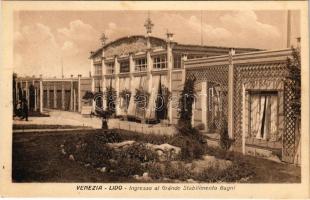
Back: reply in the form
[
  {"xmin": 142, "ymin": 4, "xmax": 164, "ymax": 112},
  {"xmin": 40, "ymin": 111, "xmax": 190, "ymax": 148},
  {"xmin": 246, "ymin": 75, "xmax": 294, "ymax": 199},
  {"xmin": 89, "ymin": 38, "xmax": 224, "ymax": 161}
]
[{"xmin": 12, "ymin": 110, "xmax": 301, "ymax": 183}]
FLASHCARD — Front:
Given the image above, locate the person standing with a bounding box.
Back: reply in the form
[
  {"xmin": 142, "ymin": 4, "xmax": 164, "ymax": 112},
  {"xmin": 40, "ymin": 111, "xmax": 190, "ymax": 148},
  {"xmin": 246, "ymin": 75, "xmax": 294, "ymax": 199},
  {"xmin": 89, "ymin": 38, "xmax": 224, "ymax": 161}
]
[{"xmin": 21, "ymin": 100, "xmax": 29, "ymax": 121}]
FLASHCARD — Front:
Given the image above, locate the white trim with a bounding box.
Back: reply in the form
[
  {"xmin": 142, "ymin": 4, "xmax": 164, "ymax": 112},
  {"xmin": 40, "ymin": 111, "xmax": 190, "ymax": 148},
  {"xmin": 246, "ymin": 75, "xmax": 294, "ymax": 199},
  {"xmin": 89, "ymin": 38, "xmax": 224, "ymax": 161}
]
[{"xmin": 242, "ymin": 83, "xmax": 246, "ymax": 154}]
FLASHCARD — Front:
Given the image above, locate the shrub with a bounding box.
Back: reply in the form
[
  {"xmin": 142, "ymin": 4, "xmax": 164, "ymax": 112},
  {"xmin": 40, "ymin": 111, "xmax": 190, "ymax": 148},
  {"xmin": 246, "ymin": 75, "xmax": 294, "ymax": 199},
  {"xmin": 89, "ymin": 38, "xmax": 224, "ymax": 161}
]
[
  {"xmin": 219, "ymin": 120, "xmax": 232, "ymax": 151},
  {"xmin": 117, "ymin": 131, "xmax": 173, "ymax": 145},
  {"xmin": 169, "ymin": 134, "xmax": 206, "ymax": 161},
  {"xmin": 109, "ymin": 158, "xmax": 144, "ymax": 177},
  {"xmin": 163, "ymin": 162, "xmax": 191, "ymax": 181},
  {"xmin": 194, "ymin": 123, "xmax": 205, "ymax": 131},
  {"xmin": 177, "ymin": 76, "xmax": 196, "ymax": 129},
  {"xmin": 115, "ymin": 142, "xmax": 158, "ymax": 163}
]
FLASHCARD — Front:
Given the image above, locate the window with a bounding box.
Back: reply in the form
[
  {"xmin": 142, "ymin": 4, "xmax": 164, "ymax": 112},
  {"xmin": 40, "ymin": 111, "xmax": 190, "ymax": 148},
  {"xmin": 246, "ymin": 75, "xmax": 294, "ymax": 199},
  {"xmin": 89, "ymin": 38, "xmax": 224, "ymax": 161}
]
[
  {"xmin": 135, "ymin": 58, "xmax": 147, "ymax": 72},
  {"xmin": 94, "ymin": 64, "xmax": 102, "ymax": 76},
  {"xmin": 105, "ymin": 62, "xmax": 114, "ymax": 74},
  {"xmin": 94, "ymin": 79, "xmax": 101, "ymax": 92},
  {"xmin": 208, "ymin": 88, "xmax": 213, "ymax": 111},
  {"xmin": 173, "ymin": 54, "xmax": 182, "ymax": 69},
  {"xmin": 153, "ymin": 55, "xmax": 167, "ymax": 69},
  {"xmin": 120, "ymin": 60, "xmax": 130, "ymax": 73},
  {"xmin": 249, "ymin": 92, "xmax": 278, "ymax": 141}
]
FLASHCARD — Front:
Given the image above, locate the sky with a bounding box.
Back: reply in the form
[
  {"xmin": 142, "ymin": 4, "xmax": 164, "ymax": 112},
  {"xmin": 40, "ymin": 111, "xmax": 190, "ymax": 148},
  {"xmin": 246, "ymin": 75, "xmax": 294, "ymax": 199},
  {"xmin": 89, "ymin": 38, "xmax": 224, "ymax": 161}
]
[{"xmin": 13, "ymin": 10, "xmax": 300, "ymax": 77}]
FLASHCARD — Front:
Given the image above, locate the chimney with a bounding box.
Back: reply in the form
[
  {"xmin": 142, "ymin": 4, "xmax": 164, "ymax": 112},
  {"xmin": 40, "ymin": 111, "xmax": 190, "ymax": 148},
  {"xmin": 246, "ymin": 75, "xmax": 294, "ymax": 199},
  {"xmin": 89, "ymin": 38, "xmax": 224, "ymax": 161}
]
[{"xmin": 287, "ymin": 10, "xmax": 291, "ymax": 48}]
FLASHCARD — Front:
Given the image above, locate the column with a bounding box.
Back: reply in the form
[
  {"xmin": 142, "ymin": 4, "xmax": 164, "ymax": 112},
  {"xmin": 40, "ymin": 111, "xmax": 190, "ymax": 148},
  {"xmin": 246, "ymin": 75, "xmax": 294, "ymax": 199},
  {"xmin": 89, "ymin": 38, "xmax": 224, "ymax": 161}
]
[
  {"xmin": 25, "ymin": 81, "xmax": 29, "ymax": 103},
  {"xmin": 39, "ymin": 76, "xmax": 43, "ymax": 113},
  {"xmin": 61, "ymin": 82, "xmax": 65, "ymax": 110},
  {"xmin": 115, "ymin": 56, "xmax": 120, "ymax": 115},
  {"xmin": 101, "ymin": 47, "xmax": 106, "ymax": 111},
  {"xmin": 102, "ymin": 62, "xmax": 106, "ymax": 111},
  {"xmin": 145, "ymin": 49, "xmax": 156, "ymax": 120},
  {"xmin": 46, "ymin": 83, "xmax": 50, "ymax": 108},
  {"xmin": 70, "ymin": 75, "xmax": 73, "ymax": 111},
  {"xmin": 32, "ymin": 80, "xmax": 37, "ymax": 111},
  {"xmin": 167, "ymin": 37, "xmax": 173, "ymax": 123},
  {"xmin": 15, "ymin": 79, "xmax": 18, "ymax": 102},
  {"xmin": 228, "ymin": 49, "xmax": 235, "ymax": 139},
  {"xmin": 73, "ymin": 89, "xmax": 76, "ymax": 112},
  {"xmin": 201, "ymin": 81, "xmax": 208, "ymax": 131},
  {"xmin": 53, "ymin": 83, "xmax": 57, "ymax": 109},
  {"xmin": 20, "ymin": 81, "xmax": 23, "ymax": 100},
  {"xmin": 78, "ymin": 75, "xmax": 81, "ymax": 112}
]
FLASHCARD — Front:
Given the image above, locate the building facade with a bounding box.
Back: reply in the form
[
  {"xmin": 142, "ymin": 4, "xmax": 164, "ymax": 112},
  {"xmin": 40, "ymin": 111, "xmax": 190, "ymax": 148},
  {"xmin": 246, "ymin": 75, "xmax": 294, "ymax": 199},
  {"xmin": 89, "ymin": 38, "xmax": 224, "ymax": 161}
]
[
  {"xmin": 15, "ymin": 75, "xmax": 92, "ymax": 114},
  {"xmin": 183, "ymin": 48, "xmax": 301, "ymax": 164},
  {"xmin": 89, "ymin": 17, "xmax": 259, "ymax": 122}
]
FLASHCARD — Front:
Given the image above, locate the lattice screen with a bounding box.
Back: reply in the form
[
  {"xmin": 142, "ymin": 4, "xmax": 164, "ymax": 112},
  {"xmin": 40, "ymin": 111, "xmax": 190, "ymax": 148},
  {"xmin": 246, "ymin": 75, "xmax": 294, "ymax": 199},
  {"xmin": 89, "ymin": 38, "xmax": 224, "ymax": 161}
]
[
  {"xmin": 233, "ymin": 62, "xmax": 299, "ymax": 163},
  {"xmin": 283, "ymin": 80, "xmax": 297, "ymax": 163},
  {"xmin": 186, "ymin": 65, "xmax": 228, "ymax": 131},
  {"xmin": 185, "ymin": 58, "xmax": 299, "ymax": 163}
]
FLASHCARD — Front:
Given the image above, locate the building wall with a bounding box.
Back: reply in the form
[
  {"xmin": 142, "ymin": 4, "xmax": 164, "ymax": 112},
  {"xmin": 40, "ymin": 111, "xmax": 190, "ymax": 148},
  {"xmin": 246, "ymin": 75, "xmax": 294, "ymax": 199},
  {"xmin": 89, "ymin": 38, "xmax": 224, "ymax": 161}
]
[{"xmin": 183, "ymin": 48, "xmax": 300, "ymax": 163}]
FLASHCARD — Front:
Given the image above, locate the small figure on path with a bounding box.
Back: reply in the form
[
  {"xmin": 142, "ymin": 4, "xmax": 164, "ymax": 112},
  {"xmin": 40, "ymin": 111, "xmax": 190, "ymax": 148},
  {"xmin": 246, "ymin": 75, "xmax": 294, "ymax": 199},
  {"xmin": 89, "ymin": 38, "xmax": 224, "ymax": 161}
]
[
  {"xmin": 21, "ymin": 100, "xmax": 29, "ymax": 121},
  {"xmin": 16, "ymin": 100, "xmax": 22, "ymax": 118}
]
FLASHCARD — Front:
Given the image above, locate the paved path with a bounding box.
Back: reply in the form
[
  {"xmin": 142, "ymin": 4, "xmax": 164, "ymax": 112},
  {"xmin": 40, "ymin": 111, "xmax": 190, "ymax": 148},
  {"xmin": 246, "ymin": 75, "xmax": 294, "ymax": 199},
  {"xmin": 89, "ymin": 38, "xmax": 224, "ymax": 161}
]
[
  {"xmin": 13, "ymin": 109, "xmax": 102, "ymax": 129},
  {"xmin": 13, "ymin": 128, "xmax": 94, "ymax": 133}
]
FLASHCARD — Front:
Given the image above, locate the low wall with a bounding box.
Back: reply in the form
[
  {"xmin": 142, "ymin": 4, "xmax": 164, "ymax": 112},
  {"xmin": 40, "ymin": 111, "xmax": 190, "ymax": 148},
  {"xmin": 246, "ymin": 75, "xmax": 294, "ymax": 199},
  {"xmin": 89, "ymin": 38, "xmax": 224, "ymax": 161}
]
[{"xmin": 108, "ymin": 119, "xmax": 178, "ymax": 136}]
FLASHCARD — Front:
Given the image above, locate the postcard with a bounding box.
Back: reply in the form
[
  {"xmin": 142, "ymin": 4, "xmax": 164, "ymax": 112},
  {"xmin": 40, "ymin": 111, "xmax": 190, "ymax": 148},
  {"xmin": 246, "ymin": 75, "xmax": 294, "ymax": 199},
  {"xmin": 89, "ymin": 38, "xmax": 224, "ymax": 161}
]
[{"xmin": 0, "ymin": 1, "xmax": 309, "ymax": 198}]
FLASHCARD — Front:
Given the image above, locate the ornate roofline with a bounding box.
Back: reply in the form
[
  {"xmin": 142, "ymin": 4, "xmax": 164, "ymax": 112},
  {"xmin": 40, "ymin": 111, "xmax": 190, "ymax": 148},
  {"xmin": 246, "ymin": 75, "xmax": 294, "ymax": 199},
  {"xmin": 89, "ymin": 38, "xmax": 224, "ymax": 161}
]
[{"xmin": 89, "ymin": 35, "xmax": 168, "ymax": 59}]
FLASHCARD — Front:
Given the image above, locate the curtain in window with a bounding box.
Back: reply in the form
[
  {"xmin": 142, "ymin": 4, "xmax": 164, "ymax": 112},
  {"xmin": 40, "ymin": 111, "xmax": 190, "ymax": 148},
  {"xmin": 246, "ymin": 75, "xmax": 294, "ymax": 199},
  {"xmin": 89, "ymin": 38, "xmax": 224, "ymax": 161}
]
[
  {"xmin": 255, "ymin": 96, "xmax": 266, "ymax": 139},
  {"xmin": 135, "ymin": 76, "xmax": 149, "ymax": 119},
  {"xmin": 127, "ymin": 76, "xmax": 141, "ymax": 116},
  {"xmin": 250, "ymin": 94, "xmax": 278, "ymax": 141},
  {"xmin": 213, "ymin": 86, "xmax": 221, "ymax": 119},
  {"xmin": 145, "ymin": 75, "xmax": 160, "ymax": 120},
  {"xmin": 119, "ymin": 77, "xmax": 130, "ymax": 115},
  {"xmin": 250, "ymin": 95, "xmax": 260, "ymax": 138},
  {"xmin": 269, "ymin": 95, "xmax": 278, "ymax": 141}
]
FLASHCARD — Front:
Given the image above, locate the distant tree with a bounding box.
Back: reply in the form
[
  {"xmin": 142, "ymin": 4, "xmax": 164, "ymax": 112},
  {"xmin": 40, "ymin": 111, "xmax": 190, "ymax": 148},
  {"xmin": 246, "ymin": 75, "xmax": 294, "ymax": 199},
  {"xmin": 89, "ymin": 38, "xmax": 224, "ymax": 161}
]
[
  {"xmin": 177, "ymin": 76, "xmax": 196, "ymax": 130},
  {"xmin": 155, "ymin": 76, "xmax": 171, "ymax": 121},
  {"xmin": 105, "ymin": 86, "xmax": 116, "ymax": 115}
]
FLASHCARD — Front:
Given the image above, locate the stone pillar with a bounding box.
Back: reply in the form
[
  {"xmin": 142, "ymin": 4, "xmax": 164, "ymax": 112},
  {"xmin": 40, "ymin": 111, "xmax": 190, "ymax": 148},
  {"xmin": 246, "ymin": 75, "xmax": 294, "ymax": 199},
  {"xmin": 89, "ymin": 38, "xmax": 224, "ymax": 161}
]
[
  {"xmin": 78, "ymin": 75, "xmax": 81, "ymax": 112},
  {"xmin": 46, "ymin": 83, "xmax": 50, "ymax": 108},
  {"xmin": 20, "ymin": 81, "xmax": 23, "ymax": 100},
  {"xmin": 73, "ymin": 88, "xmax": 76, "ymax": 112},
  {"xmin": 32, "ymin": 80, "xmax": 37, "ymax": 111},
  {"xmin": 115, "ymin": 56, "xmax": 120, "ymax": 115},
  {"xmin": 167, "ymin": 33, "xmax": 173, "ymax": 123},
  {"xmin": 39, "ymin": 75, "xmax": 43, "ymax": 113},
  {"xmin": 102, "ymin": 61, "xmax": 106, "ymax": 111},
  {"xmin": 70, "ymin": 75, "xmax": 74, "ymax": 111},
  {"xmin": 61, "ymin": 82, "xmax": 65, "ymax": 110},
  {"xmin": 201, "ymin": 81, "xmax": 208, "ymax": 131},
  {"xmin": 242, "ymin": 84, "xmax": 246, "ymax": 154},
  {"xmin": 25, "ymin": 81, "xmax": 29, "ymax": 103},
  {"xmin": 53, "ymin": 83, "xmax": 57, "ymax": 109},
  {"xmin": 15, "ymin": 79, "xmax": 18, "ymax": 102},
  {"xmin": 146, "ymin": 48, "xmax": 153, "ymax": 121},
  {"xmin": 129, "ymin": 53, "xmax": 135, "ymax": 80},
  {"xmin": 228, "ymin": 49, "xmax": 235, "ymax": 139}
]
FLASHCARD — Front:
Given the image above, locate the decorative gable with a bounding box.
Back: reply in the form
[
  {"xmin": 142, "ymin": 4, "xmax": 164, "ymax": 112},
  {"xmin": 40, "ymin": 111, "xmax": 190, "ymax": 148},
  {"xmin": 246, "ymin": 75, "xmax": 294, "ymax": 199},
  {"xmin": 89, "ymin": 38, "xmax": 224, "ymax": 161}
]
[{"xmin": 104, "ymin": 36, "xmax": 167, "ymax": 57}]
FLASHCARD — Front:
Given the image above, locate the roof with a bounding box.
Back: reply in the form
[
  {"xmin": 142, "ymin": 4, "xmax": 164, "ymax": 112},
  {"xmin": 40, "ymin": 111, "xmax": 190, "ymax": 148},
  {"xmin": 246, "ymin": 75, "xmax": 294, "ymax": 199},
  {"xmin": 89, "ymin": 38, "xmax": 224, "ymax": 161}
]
[
  {"xmin": 173, "ymin": 44, "xmax": 261, "ymax": 53},
  {"xmin": 89, "ymin": 35, "xmax": 261, "ymax": 59},
  {"xmin": 89, "ymin": 35, "xmax": 167, "ymax": 58}
]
